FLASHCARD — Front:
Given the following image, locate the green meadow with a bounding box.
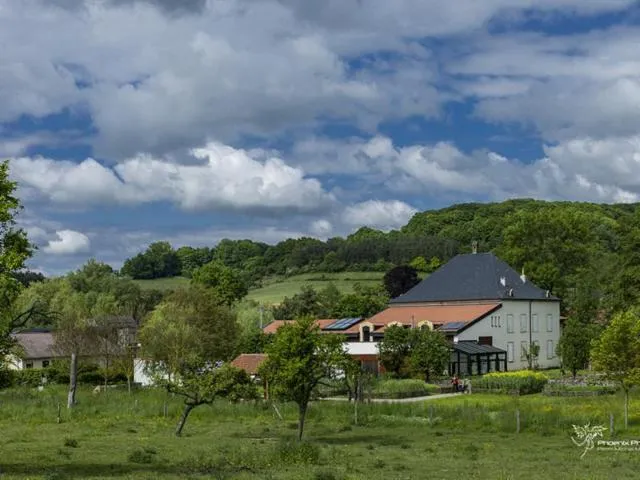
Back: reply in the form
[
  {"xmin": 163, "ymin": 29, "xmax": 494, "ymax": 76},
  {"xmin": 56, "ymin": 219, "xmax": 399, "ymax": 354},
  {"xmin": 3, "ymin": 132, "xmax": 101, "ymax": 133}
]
[
  {"xmin": 2, "ymin": 386, "xmax": 640, "ymax": 479},
  {"xmin": 134, "ymin": 272, "xmax": 386, "ymax": 305}
]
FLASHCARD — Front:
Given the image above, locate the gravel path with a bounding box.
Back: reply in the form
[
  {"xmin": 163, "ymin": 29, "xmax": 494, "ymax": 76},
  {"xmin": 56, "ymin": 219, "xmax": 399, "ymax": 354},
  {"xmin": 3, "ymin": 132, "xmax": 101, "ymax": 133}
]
[{"xmin": 321, "ymin": 392, "xmax": 466, "ymax": 403}]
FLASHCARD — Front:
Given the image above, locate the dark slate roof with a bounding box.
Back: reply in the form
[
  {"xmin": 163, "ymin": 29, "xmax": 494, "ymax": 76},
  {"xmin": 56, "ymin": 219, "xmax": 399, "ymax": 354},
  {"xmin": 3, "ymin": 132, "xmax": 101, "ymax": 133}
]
[{"xmin": 390, "ymin": 252, "xmax": 559, "ymax": 304}]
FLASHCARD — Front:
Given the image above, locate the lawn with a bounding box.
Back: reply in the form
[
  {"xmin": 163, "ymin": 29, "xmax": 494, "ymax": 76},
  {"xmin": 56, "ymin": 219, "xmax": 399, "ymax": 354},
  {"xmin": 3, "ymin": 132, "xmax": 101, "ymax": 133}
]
[
  {"xmin": 133, "ymin": 272, "xmax": 387, "ymax": 304},
  {"xmin": 1, "ymin": 386, "xmax": 640, "ymax": 479},
  {"xmin": 132, "ymin": 277, "xmax": 190, "ymax": 291},
  {"xmin": 246, "ymin": 272, "xmax": 386, "ymax": 304}
]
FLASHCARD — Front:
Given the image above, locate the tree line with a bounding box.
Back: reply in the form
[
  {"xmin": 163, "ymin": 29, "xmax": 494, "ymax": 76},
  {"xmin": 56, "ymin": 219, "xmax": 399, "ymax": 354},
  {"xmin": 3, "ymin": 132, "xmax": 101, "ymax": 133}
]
[{"xmin": 119, "ymin": 232, "xmax": 456, "ymax": 285}]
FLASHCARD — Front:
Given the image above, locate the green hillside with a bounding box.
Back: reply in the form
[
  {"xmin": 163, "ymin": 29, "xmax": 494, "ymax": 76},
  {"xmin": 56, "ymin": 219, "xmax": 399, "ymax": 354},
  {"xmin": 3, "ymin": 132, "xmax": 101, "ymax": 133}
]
[{"xmin": 134, "ymin": 271, "xmax": 387, "ymax": 305}]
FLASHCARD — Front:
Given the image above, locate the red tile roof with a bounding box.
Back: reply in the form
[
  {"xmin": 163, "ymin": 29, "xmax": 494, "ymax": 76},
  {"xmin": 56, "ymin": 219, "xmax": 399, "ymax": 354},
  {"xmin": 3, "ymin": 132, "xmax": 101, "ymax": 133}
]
[
  {"xmin": 262, "ymin": 319, "xmax": 337, "ymax": 334},
  {"xmin": 230, "ymin": 354, "xmax": 267, "ymax": 375},
  {"xmin": 344, "ymin": 303, "xmax": 501, "ymax": 333}
]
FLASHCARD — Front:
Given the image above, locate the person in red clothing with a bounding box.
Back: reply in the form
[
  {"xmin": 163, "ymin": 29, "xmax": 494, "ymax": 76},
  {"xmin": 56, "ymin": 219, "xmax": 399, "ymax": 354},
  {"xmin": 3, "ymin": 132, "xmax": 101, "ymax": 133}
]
[{"xmin": 451, "ymin": 375, "xmax": 460, "ymax": 392}]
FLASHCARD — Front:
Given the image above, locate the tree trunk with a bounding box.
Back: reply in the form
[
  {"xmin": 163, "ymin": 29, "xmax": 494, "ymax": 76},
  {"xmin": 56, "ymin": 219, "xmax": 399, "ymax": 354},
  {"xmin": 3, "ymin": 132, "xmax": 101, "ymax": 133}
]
[
  {"xmin": 127, "ymin": 375, "xmax": 132, "ymax": 395},
  {"xmin": 624, "ymin": 388, "xmax": 629, "ymax": 429},
  {"xmin": 175, "ymin": 404, "xmax": 195, "ymax": 437},
  {"xmin": 298, "ymin": 403, "xmax": 307, "ymax": 442},
  {"xmin": 67, "ymin": 352, "xmax": 78, "ymax": 409}
]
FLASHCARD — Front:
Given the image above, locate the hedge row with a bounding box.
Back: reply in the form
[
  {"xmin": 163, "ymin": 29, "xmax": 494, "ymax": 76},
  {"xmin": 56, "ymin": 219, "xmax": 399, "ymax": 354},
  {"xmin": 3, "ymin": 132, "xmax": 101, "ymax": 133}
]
[
  {"xmin": 0, "ymin": 364, "xmax": 128, "ymax": 389},
  {"xmin": 472, "ymin": 371, "xmax": 548, "ymax": 395}
]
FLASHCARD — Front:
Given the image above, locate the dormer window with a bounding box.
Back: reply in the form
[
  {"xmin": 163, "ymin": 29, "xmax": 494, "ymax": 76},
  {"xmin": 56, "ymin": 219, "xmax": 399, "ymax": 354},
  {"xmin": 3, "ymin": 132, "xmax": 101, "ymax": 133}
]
[{"xmin": 362, "ymin": 325, "xmax": 371, "ymax": 342}]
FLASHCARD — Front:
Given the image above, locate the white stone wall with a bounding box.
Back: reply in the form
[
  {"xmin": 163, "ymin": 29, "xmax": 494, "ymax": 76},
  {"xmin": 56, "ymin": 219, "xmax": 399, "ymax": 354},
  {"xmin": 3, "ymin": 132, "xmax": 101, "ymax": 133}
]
[{"xmin": 457, "ymin": 299, "xmax": 561, "ymax": 371}]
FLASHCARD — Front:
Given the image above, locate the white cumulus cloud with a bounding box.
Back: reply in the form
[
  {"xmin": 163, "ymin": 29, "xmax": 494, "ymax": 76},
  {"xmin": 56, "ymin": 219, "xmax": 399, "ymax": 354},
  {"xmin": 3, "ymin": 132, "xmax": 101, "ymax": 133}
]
[
  {"xmin": 342, "ymin": 200, "xmax": 418, "ymax": 231},
  {"xmin": 10, "ymin": 142, "xmax": 335, "ymax": 213},
  {"xmin": 43, "ymin": 230, "xmax": 91, "ymax": 255}
]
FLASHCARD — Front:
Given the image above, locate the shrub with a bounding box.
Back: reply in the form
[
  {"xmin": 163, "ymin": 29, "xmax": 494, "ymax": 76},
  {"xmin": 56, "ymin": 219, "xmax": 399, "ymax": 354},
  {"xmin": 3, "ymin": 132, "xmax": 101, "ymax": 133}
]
[
  {"xmin": 542, "ymin": 383, "xmax": 617, "ymax": 396},
  {"xmin": 0, "ymin": 368, "xmax": 13, "ymax": 389},
  {"xmin": 473, "ymin": 371, "xmax": 548, "ymax": 395},
  {"xmin": 274, "ymin": 440, "xmax": 321, "ymax": 465},
  {"xmin": 64, "ymin": 438, "xmax": 79, "ymax": 448},
  {"xmin": 13, "ymin": 368, "xmax": 48, "ymax": 387},
  {"xmin": 371, "ymin": 379, "xmax": 438, "ymax": 399},
  {"xmin": 128, "ymin": 448, "xmax": 156, "ymax": 464}
]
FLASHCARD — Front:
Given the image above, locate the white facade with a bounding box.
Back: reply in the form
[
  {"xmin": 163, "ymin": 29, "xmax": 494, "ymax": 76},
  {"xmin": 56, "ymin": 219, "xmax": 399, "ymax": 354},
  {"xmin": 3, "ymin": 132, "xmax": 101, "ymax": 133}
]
[
  {"xmin": 133, "ymin": 359, "xmax": 155, "ymax": 386},
  {"xmin": 5, "ymin": 355, "xmax": 54, "ymax": 370},
  {"xmin": 344, "ymin": 342, "xmax": 378, "ymax": 356},
  {"xmin": 456, "ymin": 299, "xmax": 561, "ymax": 370}
]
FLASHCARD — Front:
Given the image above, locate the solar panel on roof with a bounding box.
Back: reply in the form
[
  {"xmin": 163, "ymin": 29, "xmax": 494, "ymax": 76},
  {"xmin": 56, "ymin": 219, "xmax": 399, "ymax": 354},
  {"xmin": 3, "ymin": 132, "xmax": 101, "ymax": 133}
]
[
  {"xmin": 324, "ymin": 317, "xmax": 361, "ymax": 330},
  {"xmin": 440, "ymin": 321, "xmax": 466, "ymax": 331}
]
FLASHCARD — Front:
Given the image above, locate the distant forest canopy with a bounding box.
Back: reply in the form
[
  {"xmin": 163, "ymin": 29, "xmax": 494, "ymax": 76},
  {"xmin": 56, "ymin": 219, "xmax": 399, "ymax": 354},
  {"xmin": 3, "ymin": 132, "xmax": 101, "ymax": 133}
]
[{"xmin": 117, "ymin": 198, "xmax": 640, "ymax": 312}]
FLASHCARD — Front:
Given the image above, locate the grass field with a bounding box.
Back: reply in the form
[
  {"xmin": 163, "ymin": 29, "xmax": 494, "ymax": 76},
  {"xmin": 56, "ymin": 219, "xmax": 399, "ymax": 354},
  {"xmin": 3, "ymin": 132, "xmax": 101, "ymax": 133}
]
[
  {"xmin": 133, "ymin": 272, "xmax": 387, "ymax": 304},
  {"xmin": 2, "ymin": 386, "xmax": 640, "ymax": 479},
  {"xmin": 246, "ymin": 272, "xmax": 386, "ymax": 304}
]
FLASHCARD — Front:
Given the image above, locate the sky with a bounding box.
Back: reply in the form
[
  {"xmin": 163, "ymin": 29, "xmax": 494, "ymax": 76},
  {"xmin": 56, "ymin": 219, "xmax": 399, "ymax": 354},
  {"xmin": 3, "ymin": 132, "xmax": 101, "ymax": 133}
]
[{"xmin": 3, "ymin": 0, "xmax": 640, "ymax": 275}]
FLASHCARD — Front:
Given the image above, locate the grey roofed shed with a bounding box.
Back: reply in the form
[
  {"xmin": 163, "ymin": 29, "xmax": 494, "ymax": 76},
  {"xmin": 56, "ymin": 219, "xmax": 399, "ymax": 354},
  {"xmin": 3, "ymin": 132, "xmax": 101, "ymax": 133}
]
[{"xmin": 391, "ymin": 252, "xmax": 559, "ymax": 304}]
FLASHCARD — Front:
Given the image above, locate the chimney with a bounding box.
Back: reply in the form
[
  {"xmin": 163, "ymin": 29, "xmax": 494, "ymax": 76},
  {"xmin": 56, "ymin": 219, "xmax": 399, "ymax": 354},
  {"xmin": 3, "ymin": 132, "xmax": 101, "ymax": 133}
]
[
  {"xmin": 520, "ymin": 267, "xmax": 526, "ymax": 283},
  {"xmin": 472, "ymin": 241, "xmax": 478, "ymax": 254}
]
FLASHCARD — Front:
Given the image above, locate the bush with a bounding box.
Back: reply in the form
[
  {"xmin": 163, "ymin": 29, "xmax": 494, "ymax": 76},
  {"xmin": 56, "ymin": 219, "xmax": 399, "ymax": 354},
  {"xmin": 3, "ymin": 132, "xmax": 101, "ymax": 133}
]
[
  {"xmin": 542, "ymin": 383, "xmax": 617, "ymax": 396},
  {"xmin": 473, "ymin": 371, "xmax": 548, "ymax": 395},
  {"xmin": 371, "ymin": 379, "xmax": 439, "ymax": 399},
  {"xmin": 128, "ymin": 447, "xmax": 156, "ymax": 464},
  {"xmin": 64, "ymin": 438, "xmax": 79, "ymax": 448},
  {"xmin": 0, "ymin": 368, "xmax": 13, "ymax": 389},
  {"xmin": 274, "ymin": 440, "xmax": 321, "ymax": 465},
  {"xmin": 13, "ymin": 368, "xmax": 49, "ymax": 387}
]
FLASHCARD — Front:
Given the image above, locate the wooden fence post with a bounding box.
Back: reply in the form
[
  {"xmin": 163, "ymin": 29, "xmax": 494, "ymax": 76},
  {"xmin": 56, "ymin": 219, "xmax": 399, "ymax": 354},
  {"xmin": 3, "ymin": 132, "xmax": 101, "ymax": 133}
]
[
  {"xmin": 163, "ymin": 401, "xmax": 168, "ymax": 418},
  {"xmin": 57, "ymin": 403, "xmax": 61, "ymax": 424},
  {"xmin": 610, "ymin": 412, "xmax": 614, "ymax": 435},
  {"xmin": 516, "ymin": 409, "xmax": 520, "ymax": 434}
]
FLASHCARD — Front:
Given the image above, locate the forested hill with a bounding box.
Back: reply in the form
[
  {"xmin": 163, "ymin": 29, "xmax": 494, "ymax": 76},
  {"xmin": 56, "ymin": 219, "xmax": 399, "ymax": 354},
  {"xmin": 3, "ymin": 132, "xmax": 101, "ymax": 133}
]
[{"xmin": 120, "ymin": 199, "xmax": 640, "ymax": 312}]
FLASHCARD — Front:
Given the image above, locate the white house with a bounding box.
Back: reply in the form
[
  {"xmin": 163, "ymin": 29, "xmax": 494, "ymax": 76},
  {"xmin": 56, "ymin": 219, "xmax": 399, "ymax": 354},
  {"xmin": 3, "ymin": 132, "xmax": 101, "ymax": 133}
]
[
  {"xmin": 383, "ymin": 251, "xmax": 561, "ymax": 372},
  {"xmin": 257, "ymin": 252, "xmax": 561, "ymax": 375},
  {"xmin": 7, "ymin": 330, "xmax": 63, "ymax": 370}
]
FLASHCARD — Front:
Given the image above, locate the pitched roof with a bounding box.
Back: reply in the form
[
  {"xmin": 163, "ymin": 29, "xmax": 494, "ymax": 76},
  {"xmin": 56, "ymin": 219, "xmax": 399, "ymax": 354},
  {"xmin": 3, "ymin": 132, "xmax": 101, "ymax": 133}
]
[
  {"xmin": 390, "ymin": 252, "xmax": 558, "ymax": 304},
  {"xmin": 344, "ymin": 303, "xmax": 500, "ymax": 333},
  {"xmin": 231, "ymin": 354, "xmax": 267, "ymax": 375},
  {"xmin": 262, "ymin": 319, "xmax": 337, "ymax": 334},
  {"xmin": 12, "ymin": 331, "xmax": 59, "ymax": 359}
]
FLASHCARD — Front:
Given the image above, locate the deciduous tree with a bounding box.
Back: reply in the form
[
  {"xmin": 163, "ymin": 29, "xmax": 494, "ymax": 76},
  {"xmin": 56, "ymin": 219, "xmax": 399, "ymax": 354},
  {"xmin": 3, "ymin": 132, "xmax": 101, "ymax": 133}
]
[
  {"xmin": 557, "ymin": 317, "xmax": 597, "ymax": 377},
  {"xmin": 409, "ymin": 328, "xmax": 450, "ymax": 382},
  {"xmin": 260, "ymin": 317, "xmax": 348, "ymax": 441},
  {"xmin": 591, "ymin": 310, "xmax": 640, "ymax": 428},
  {"xmin": 167, "ymin": 364, "xmax": 258, "ymax": 436},
  {"xmin": 191, "ymin": 261, "xmax": 248, "ymax": 305},
  {"xmin": 378, "ymin": 324, "xmax": 411, "ymax": 378},
  {"xmin": 383, "ymin": 265, "xmax": 420, "ymax": 299}
]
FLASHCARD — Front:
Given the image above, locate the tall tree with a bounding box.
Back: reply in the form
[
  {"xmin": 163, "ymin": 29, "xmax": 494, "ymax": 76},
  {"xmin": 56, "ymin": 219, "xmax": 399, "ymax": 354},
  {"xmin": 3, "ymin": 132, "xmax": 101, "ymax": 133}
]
[
  {"xmin": 383, "ymin": 265, "xmax": 420, "ymax": 299},
  {"xmin": 139, "ymin": 286, "xmax": 240, "ymax": 380},
  {"xmin": 378, "ymin": 325, "xmax": 411, "ymax": 378},
  {"xmin": 260, "ymin": 317, "xmax": 348, "ymax": 441},
  {"xmin": 557, "ymin": 317, "xmax": 598, "ymax": 377},
  {"xmin": 191, "ymin": 261, "xmax": 248, "ymax": 305},
  {"xmin": 0, "ymin": 160, "xmax": 36, "ymax": 364},
  {"xmin": 591, "ymin": 310, "xmax": 640, "ymax": 428},
  {"xmin": 409, "ymin": 328, "xmax": 450, "ymax": 382}
]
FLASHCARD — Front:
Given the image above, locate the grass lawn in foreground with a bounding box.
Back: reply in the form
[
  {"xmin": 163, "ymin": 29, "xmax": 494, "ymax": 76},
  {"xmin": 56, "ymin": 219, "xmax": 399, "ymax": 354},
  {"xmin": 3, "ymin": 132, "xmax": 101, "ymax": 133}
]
[{"xmin": 1, "ymin": 386, "xmax": 640, "ymax": 479}]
